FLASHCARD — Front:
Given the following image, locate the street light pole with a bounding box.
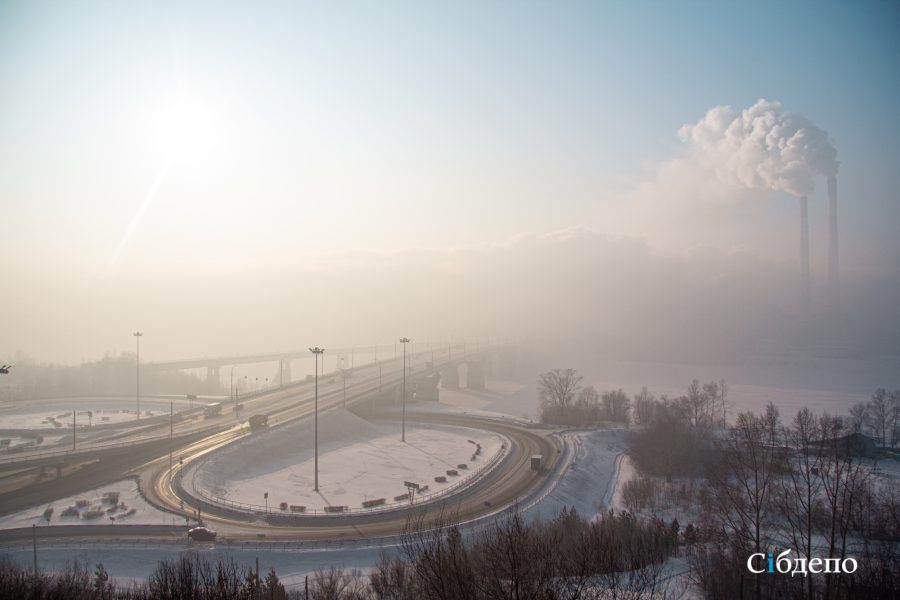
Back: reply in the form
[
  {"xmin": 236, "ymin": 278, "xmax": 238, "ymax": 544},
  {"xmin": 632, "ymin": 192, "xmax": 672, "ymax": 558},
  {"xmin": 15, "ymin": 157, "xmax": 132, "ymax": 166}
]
[
  {"xmin": 230, "ymin": 365, "xmax": 236, "ymax": 409},
  {"xmin": 309, "ymin": 347, "xmax": 324, "ymax": 492},
  {"xmin": 133, "ymin": 332, "xmax": 143, "ymax": 420},
  {"xmin": 400, "ymin": 337, "xmax": 410, "ymax": 442}
]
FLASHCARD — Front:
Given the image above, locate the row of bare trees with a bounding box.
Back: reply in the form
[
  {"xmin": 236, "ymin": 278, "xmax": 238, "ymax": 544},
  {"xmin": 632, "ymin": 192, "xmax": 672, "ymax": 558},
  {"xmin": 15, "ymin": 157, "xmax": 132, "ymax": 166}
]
[
  {"xmin": 696, "ymin": 405, "xmax": 900, "ymax": 599},
  {"xmin": 0, "ymin": 555, "xmax": 289, "ymax": 600},
  {"xmin": 627, "ymin": 380, "xmax": 728, "ymax": 479},
  {"xmin": 537, "ymin": 369, "xmax": 662, "ymax": 426},
  {"xmin": 372, "ymin": 507, "xmax": 680, "ymax": 600},
  {"xmin": 0, "ymin": 508, "xmax": 682, "ymax": 599}
]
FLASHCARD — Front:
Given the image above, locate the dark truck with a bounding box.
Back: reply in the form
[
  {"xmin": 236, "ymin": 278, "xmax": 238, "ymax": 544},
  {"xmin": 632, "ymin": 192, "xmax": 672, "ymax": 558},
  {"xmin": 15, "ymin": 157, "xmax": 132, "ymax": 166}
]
[
  {"xmin": 248, "ymin": 414, "xmax": 269, "ymax": 431},
  {"xmin": 531, "ymin": 454, "xmax": 544, "ymax": 472}
]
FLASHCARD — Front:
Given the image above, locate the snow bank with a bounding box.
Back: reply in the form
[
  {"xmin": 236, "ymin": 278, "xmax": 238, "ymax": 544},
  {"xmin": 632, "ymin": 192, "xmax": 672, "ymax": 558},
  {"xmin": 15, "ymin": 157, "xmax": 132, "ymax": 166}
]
[{"xmin": 525, "ymin": 429, "xmax": 627, "ymax": 522}]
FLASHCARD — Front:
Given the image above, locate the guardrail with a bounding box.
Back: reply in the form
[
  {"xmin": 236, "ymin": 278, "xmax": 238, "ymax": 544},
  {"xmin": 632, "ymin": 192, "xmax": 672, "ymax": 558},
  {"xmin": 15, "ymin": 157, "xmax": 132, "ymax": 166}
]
[
  {"xmin": 0, "ymin": 427, "xmax": 225, "ymax": 467},
  {"xmin": 180, "ymin": 436, "xmax": 510, "ymax": 519},
  {"xmin": 0, "ymin": 530, "xmax": 408, "ymax": 552}
]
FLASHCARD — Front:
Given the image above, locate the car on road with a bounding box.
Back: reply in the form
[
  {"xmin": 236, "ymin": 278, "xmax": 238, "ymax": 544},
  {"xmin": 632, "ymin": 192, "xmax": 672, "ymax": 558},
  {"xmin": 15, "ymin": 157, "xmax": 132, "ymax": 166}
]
[
  {"xmin": 248, "ymin": 414, "xmax": 268, "ymax": 431},
  {"xmin": 187, "ymin": 526, "xmax": 217, "ymax": 541}
]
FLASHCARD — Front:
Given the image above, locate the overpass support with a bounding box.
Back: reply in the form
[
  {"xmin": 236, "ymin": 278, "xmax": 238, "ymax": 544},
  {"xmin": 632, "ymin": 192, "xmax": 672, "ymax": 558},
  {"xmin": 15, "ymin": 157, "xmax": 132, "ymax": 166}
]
[
  {"xmin": 205, "ymin": 366, "xmax": 220, "ymax": 394},
  {"xmin": 441, "ymin": 366, "xmax": 460, "ymax": 389},
  {"xmin": 466, "ymin": 360, "xmax": 485, "ymax": 390},
  {"xmin": 277, "ymin": 358, "xmax": 292, "ymax": 386}
]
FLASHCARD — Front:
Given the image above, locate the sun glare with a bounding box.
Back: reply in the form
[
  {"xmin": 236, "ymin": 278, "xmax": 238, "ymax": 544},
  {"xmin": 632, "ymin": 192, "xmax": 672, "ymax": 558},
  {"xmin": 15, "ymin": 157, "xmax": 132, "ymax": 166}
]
[{"xmin": 152, "ymin": 94, "xmax": 217, "ymax": 163}]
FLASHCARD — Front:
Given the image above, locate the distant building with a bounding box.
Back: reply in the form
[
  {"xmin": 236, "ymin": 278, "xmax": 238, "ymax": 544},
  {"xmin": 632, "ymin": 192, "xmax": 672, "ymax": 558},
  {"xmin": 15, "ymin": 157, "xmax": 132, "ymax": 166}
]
[{"xmin": 813, "ymin": 432, "xmax": 878, "ymax": 458}]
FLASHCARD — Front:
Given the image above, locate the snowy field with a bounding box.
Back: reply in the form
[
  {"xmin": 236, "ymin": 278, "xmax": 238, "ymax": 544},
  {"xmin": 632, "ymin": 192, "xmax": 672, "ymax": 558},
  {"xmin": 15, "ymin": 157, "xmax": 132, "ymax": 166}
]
[
  {"xmin": 0, "ymin": 478, "xmax": 186, "ymax": 530},
  {"xmin": 0, "ymin": 397, "xmax": 192, "ymax": 430},
  {"xmin": 188, "ymin": 409, "xmax": 503, "ymax": 513}
]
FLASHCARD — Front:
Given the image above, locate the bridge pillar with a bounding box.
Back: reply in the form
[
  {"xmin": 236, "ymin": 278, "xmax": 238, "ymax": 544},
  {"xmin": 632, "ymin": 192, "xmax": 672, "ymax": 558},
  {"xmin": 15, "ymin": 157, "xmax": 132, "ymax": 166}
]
[
  {"xmin": 441, "ymin": 366, "xmax": 460, "ymax": 389},
  {"xmin": 206, "ymin": 366, "xmax": 220, "ymax": 394},
  {"xmin": 278, "ymin": 359, "xmax": 292, "ymax": 386},
  {"xmin": 414, "ymin": 373, "xmax": 441, "ymax": 402},
  {"xmin": 466, "ymin": 360, "xmax": 485, "ymax": 390}
]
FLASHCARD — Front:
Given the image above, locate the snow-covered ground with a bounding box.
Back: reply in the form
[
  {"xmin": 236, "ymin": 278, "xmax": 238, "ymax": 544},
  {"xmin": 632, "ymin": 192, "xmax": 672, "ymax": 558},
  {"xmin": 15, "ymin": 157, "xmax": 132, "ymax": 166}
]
[
  {"xmin": 525, "ymin": 429, "xmax": 627, "ymax": 522},
  {"xmin": 609, "ymin": 454, "xmax": 637, "ymax": 512},
  {"xmin": 0, "ymin": 478, "xmax": 186, "ymax": 530},
  {"xmin": 0, "ymin": 397, "xmax": 192, "ymax": 430},
  {"xmin": 872, "ymin": 457, "xmax": 900, "ymax": 482},
  {"xmin": 7, "ymin": 359, "xmax": 890, "ymax": 587},
  {"xmin": 188, "ymin": 409, "xmax": 503, "ymax": 513}
]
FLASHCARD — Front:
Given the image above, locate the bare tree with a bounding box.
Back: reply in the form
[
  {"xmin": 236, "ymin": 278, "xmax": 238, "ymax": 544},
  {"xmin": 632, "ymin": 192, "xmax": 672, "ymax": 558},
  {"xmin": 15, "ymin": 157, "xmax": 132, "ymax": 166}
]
[
  {"xmin": 538, "ymin": 369, "xmax": 584, "ymax": 424},
  {"xmin": 705, "ymin": 403, "xmax": 782, "ymax": 600},
  {"xmin": 891, "ymin": 390, "xmax": 900, "ymax": 447},
  {"xmin": 703, "ymin": 379, "xmax": 729, "ymax": 426},
  {"xmin": 370, "ymin": 553, "xmax": 418, "ymax": 600},
  {"xmin": 868, "ymin": 388, "xmax": 891, "ymax": 447},
  {"xmin": 538, "ymin": 369, "xmax": 582, "ymax": 412},
  {"xmin": 632, "ymin": 386, "xmax": 655, "ymax": 426},
  {"xmin": 474, "ymin": 510, "xmax": 560, "ymax": 600},
  {"xmin": 575, "ymin": 385, "xmax": 600, "ymax": 423},
  {"xmin": 309, "ymin": 567, "xmax": 368, "ymax": 600},
  {"xmin": 778, "ymin": 408, "xmax": 827, "ymax": 600},
  {"xmin": 684, "ymin": 379, "xmax": 716, "ymax": 429},
  {"xmin": 600, "ymin": 389, "xmax": 630, "ymax": 423},
  {"xmin": 819, "ymin": 414, "xmax": 874, "ymax": 600},
  {"xmin": 847, "ymin": 401, "xmax": 868, "ymax": 434}
]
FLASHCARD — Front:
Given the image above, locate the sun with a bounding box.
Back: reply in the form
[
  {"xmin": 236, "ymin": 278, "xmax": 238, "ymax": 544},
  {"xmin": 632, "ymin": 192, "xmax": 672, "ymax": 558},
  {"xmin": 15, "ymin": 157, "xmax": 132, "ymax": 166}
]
[{"xmin": 152, "ymin": 93, "xmax": 218, "ymax": 163}]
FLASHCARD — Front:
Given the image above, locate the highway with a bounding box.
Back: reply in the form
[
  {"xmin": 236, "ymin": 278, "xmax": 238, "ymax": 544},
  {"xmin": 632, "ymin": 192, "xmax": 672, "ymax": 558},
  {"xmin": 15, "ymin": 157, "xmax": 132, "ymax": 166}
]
[
  {"xmin": 139, "ymin": 412, "xmax": 557, "ymax": 541},
  {"xmin": 0, "ymin": 347, "xmax": 443, "ymax": 468},
  {"xmin": 0, "ymin": 349, "xmax": 430, "ymax": 508},
  {"xmin": 0, "ymin": 344, "xmax": 561, "ymax": 543}
]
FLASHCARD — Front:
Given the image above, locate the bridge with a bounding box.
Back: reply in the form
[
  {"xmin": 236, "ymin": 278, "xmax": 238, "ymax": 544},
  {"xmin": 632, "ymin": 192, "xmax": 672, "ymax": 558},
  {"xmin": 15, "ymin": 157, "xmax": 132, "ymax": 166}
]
[{"xmin": 143, "ymin": 340, "xmax": 516, "ymax": 394}]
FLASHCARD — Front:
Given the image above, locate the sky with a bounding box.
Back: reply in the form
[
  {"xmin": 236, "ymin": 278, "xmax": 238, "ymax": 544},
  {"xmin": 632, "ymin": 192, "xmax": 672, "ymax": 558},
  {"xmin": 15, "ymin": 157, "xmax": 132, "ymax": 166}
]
[{"xmin": 1, "ymin": 1, "xmax": 899, "ymax": 363}]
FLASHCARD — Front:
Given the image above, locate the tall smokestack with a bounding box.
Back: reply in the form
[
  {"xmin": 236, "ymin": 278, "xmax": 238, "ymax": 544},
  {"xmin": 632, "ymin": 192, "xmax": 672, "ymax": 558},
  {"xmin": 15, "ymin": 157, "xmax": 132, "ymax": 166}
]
[
  {"xmin": 827, "ymin": 175, "xmax": 839, "ymax": 308},
  {"xmin": 799, "ymin": 195, "xmax": 810, "ymax": 309}
]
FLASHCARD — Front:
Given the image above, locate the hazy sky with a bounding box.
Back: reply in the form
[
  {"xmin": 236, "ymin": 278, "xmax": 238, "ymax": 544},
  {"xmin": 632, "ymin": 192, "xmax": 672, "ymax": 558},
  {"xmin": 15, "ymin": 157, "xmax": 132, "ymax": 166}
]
[{"xmin": 1, "ymin": 1, "xmax": 899, "ymax": 362}]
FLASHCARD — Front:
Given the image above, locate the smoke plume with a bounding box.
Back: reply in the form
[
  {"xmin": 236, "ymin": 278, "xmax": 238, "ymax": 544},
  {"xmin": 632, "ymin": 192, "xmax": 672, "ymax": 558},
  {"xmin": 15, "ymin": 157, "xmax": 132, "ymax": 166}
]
[{"xmin": 678, "ymin": 99, "xmax": 838, "ymax": 197}]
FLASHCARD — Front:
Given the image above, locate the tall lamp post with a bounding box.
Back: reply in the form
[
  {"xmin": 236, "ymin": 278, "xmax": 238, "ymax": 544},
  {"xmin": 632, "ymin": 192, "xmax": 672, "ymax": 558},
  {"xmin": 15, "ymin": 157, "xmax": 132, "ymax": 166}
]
[
  {"xmin": 309, "ymin": 347, "xmax": 325, "ymax": 492},
  {"xmin": 133, "ymin": 332, "xmax": 143, "ymax": 420},
  {"xmin": 400, "ymin": 337, "xmax": 410, "ymax": 442},
  {"xmin": 230, "ymin": 366, "xmax": 236, "ymax": 408}
]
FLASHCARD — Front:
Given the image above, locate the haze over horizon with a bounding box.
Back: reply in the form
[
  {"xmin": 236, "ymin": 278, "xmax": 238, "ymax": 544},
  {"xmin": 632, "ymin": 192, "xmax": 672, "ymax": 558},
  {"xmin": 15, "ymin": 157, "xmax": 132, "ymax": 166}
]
[{"xmin": 2, "ymin": 1, "xmax": 899, "ymax": 363}]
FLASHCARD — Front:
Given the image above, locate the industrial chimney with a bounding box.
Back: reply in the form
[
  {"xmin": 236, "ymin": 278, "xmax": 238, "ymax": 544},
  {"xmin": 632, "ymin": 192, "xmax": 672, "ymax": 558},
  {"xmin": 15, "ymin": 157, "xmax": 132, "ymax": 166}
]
[
  {"xmin": 799, "ymin": 195, "xmax": 810, "ymax": 309},
  {"xmin": 827, "ymin": 175, "xmax": 839, "ymax": 308}
]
